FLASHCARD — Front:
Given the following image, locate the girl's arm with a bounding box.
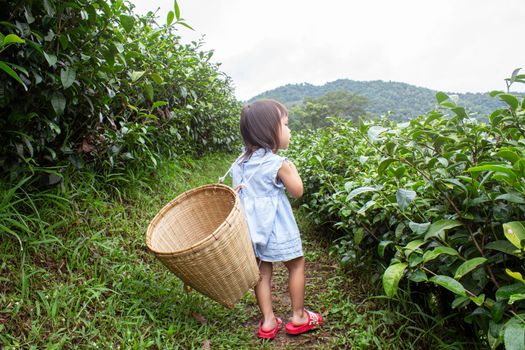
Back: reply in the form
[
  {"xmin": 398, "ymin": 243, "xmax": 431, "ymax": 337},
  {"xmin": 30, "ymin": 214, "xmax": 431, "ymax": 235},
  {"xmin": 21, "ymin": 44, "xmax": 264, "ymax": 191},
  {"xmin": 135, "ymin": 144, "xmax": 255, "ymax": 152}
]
[{"xmin": 277, "ymin": 160, "xmax": 303, "ymax": 198}]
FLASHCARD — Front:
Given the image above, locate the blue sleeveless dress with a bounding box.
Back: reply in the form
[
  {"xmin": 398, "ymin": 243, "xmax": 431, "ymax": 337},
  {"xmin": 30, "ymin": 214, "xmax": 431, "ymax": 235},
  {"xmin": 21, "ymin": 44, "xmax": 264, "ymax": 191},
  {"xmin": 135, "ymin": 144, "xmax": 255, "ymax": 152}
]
[{"xmin": 231, "ymin": 148, "xmax": 303, "ymax": 262}]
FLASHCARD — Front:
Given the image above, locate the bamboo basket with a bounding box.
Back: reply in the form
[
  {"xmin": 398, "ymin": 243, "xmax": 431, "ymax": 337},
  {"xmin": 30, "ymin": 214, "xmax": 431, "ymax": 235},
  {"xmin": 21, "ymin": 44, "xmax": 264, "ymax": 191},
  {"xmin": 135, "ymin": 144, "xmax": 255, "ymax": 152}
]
[{"xmin": 146, "ymin": 184, "xmax": 259, "ymax": 308}]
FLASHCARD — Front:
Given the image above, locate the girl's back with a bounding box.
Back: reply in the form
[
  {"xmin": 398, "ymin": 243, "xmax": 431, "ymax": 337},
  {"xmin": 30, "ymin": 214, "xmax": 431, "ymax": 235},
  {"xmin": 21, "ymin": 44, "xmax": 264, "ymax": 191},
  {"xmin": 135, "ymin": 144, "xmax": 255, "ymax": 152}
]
[
  {"xmin": 232, "ymin": 148, "xmax": 285, "ymax": 198},
  {"xmin": 232, "ymin": 148, "xmax": 302, "ymax": 262}
]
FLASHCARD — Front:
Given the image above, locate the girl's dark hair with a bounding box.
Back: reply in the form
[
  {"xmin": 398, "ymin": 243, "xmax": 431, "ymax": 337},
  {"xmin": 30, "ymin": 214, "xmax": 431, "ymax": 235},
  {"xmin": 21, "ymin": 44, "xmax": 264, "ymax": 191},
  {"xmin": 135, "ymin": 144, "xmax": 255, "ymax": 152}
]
[{"xmin": 239, "ymin": 99, "xmax": 287, "ymax": 160}]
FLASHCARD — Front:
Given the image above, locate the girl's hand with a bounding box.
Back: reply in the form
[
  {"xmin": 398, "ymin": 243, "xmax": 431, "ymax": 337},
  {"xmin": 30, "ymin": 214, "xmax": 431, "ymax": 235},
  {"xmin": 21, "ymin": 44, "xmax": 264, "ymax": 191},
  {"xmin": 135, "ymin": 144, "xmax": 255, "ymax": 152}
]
[
  {"xmin": 233, "ymin": 184, "xmax": 246, "ymax": 193},
  {"xmin": 277, "ymin": 160, "xmax": 303, "ymax": 198}
]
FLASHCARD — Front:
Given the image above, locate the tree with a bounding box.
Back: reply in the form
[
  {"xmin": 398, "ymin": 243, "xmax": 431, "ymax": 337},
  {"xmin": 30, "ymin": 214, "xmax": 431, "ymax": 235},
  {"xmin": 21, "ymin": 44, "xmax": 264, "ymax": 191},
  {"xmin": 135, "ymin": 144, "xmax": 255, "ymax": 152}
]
[{"xmin": 289, "ymin": 90, "xmax": 368, "ymax": 130}]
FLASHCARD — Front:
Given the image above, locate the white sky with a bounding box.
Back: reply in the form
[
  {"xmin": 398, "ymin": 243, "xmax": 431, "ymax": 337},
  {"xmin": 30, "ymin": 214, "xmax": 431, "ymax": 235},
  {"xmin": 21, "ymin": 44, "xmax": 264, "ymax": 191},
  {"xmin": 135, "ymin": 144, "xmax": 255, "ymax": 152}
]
[{"xmin": 129, "ymin": 0, "xmax": 525, "ymax": 101}]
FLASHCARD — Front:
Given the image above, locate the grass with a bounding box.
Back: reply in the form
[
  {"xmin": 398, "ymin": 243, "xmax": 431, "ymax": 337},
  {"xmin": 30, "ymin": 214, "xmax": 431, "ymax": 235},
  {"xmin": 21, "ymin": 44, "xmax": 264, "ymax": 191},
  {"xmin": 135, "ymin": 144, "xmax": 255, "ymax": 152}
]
[{"xmin": 0, "ymin": 153, "xmax": 482, "ymax": 349}]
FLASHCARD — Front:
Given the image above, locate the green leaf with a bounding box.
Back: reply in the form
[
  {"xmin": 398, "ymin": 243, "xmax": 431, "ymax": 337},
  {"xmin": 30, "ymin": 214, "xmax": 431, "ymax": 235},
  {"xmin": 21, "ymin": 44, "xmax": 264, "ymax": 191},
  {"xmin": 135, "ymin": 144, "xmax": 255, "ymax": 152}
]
[
  {"xmin": 383, "ymin": 263, "xmax": 407, "ymax": 297},
  {"xmin": 436, "ymin": 91, "xmax": 449, "ymax": 104},
  {"xmin": 43, "ymin": 0, "xmax": 55, "ymax": 16},
  {"xmin": 48, "ymin": 121, "xmax": 61, "ymax": 135},
  {"xmin": 422, "ymin": 246, "xmax": 459, "ymax": 263},
  {"xmin": 177, "ymin": 21, "xmax": 194, "ymax": 31},
  {"xmin": 408, "ymin": 270, "xmax": 427, "ymax": 283},
  {"xmin": 357, "ymin": 200, "xmax": 376, "ymax": 215},
  {"xmin": 180, "ymin": 86, "xmax": 188, "ymax": 98},
  {"xmin": 167, "ymin": 11, "xmax": 175, "ymax": 26},
  {"xmin": 174, "ymin": 0, "xmax": 181, "ymax": 20},
  {"xmin": 60, "ymin": 68, "xmax": 76, "ymax": 89},
  {"xmin": 504, "ymin": 318, "xmax": 525, "ymax": 350},
  {"xmin": 430, "ymin": 275, "xmax": 467, "ymax": 297},
  {"xmin": 121, "ymin": 152, "xmax": 134, "ymax": 160},
  {"xmin": 144, "ymin": 83, "xmax": 154, "ymax": 102},
  {"xmin": 353, "ymin": 227, "xmax": 364, "ymax": 245},
  {"xmin": 378, "ymin": 240, "xmax": 393, "ymax": 258},
  {"xmin": 510, "ymin": 68, "xmax": 522, "ymax": 83},
  {"xmin": 442, "ymin": 178, "xmax": 468, "ymax": 194},
  {"xmin": 492, "ymin": 300, "xmax": 507, "ymax": 322},
  {"xmin": 485, "ymin": 240, "xmax": 520, "ymax": 255},
  {"xmin": 451, "ymin": 295, "xmax": 470, "ymax": 309},
  {"xmin": 346, "ymin": 186, "xmax": 376, "ymax": 201},
  {"xmin": 51, "ymin": 92, "xmax": 66, "ymax": 115},
  {"xmin": 24, "ymin": 7, "xmax": 35, "ymax": 24},
  {"xmin": 425, "ymin": 112, "xmax": 443, "ymax": 125},
  {"xmin": 59, "ymin": 34, "xmax": 69, "ymax": 50},
  {"xmin": 151, "ymin": 73, "xmax": 164, "ymax": 84},
  {"xmin": 367, "ymin": 126, "xmax": 387, "ymax": 142},
  {"xmin": 392, "ymin": 166, "xmax": 406, "ymax": 179},
  {"xmin": 131, "ymin": 71, "xmax": 145, "ymax": 82},
  {"xmin": 424, "ymin": 219, "xmax": 462, "ymax": 241},
  {"xmin": 115, "ymin": 43, "xmax": 124, "ymax": 54},
  {"xmin": 468, "ymin": 163, "xmax": 517, "ymax": 180},
  {"xmin": 358, "ymin": 156, "xmax": 368, "ymax": 164},
  {"xmin": 503, "ymin": 221, "xmax": 525, "ymax": 250},
  {"xmin": 377, "ymin": 158, "xmax": 397, "ymax": 176},
  {"xmin": 454, "ymin": 257, "xmax": 487, "ymax": 280},
  {"xmin": 499, "ymin": 94, "xmax": 520, "ymax": 110},
  {"xmin": 43, "ymin": 52, "xmax": 57, "ymax": 66},
  {"xmin": 151, "ymin": 101, "xmax": 168, "ymax": 110},
  {"xmin": 385, "ymin": 141, "xmax": 397, "ymax": 155},
  {"xmin": 396, "ymin": 188, "xmax": 416, "ymax": 210},
  {"xmin": 22, "ymin": 136, "xmax": 33, "ymax": 157},
  {"xmin": 496, "ymin": 149, "xmax": 520, "ymax": 163},
  {"xmin": 409, "ymin": 222, "xmax": 430, "ymax": 236},
  {"xmin": 506, "ymin": 269, "xmax": 525, "ymax": 283},
  {"xmin": 3, "ymin": 34, "xmax": 25, "ymax": 45},
  {"xmin": 120, "ymin": 15, "xmax": 135, "ymax": 33},
  {"xmin": 395, "ymin": 222, "xmax": 405, "ymax": 239},
  {"xmin": 496, "ymin": 283, "xmax": 525, "ymax": 301},
  {"xmin": 451, "ymin": 107, "xmax": 468, "ymax": 119},
  {"xmin": 509, "ymin": 293, "xmax": 525, "ymax": 305},
  {"xmin": 403, "ymin": 239, "xmax": 425, "ymax": 256},
  {"xmin": 470, "ymin": 294, "xmax": 485, "ymax": 307},
  {"xmin": 490, "ymin": 90, "xmax": 504, "ymax": 97},
  {"xmin": 0, "ymin": 61, "xmax": 27, "ymax": 90},
  {"xmin": 496, "ymin": 193, "xmax": 525, "ymax": 204}
]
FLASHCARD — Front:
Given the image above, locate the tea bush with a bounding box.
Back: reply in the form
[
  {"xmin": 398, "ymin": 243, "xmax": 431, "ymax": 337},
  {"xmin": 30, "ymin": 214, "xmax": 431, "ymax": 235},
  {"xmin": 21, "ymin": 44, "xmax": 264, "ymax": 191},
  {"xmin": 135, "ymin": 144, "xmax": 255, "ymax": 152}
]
[
  {"xmin": 0, "ymin": 0, "xmax": 240, "ymax": 184},
  {"xmin": 286, "ymin": 71, "xmax": 525, "ymax": 348}
]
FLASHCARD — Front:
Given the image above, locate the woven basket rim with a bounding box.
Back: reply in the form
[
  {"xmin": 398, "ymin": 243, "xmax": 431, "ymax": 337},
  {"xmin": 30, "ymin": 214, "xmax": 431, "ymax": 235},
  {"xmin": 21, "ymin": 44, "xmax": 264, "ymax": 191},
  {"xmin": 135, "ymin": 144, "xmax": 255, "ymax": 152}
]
[{"xmin": 145, "ymin": 183, "xmax": 238, "ymax": 256}]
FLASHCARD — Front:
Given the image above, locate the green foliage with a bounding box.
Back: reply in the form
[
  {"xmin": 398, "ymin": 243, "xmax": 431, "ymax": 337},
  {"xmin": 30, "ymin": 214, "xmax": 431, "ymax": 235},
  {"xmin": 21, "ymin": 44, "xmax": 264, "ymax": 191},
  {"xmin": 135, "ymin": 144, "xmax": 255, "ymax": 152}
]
[
  {"xmin": 252, "ymin": 79, "xmax": 521, "ymax": 121},
  {"xmin": 0, "ymin": 153, "xmax": 270, "ymax": 349},
  {"xmin": 285, "ymin": 73, "xmax": 525, "ymax": 348},
  {"xmin": 0, "ymin": 0, "xmax": 240, "ymax": 182},
  {"xmin": 289, "ymin": 90, "xmax": 368, "ymax": 130},
  {"xmin": 0, "ymin": 152, "xmax": 480, "ymax": 348}
]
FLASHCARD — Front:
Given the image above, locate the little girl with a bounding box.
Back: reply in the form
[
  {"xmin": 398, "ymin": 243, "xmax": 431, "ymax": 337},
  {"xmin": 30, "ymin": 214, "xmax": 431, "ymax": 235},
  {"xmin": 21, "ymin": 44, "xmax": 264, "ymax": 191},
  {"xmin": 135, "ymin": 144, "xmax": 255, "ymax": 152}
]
[{"xmin": 230, "ymin": 99, "xmax": 323, "ymax": 339}]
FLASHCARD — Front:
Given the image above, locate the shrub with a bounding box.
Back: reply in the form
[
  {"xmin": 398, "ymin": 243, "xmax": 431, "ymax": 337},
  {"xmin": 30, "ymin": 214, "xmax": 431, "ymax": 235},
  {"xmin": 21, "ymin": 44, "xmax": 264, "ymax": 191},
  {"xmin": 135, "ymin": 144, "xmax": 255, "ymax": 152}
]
[
  {"xmin": 285, "ymin": 70, "xmax": 525, "ymax": 348},
  {"xmin": 0, "ymin": 0, "xmax": 240, "ymax": 184}
]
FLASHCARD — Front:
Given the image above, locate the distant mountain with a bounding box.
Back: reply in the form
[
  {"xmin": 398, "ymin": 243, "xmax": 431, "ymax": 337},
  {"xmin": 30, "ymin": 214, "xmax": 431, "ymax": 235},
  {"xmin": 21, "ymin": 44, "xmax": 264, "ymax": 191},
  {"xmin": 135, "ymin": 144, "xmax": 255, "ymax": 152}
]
[{"xmin": 250, "ymin": 79, "xmax": 514, "ymax": 120}]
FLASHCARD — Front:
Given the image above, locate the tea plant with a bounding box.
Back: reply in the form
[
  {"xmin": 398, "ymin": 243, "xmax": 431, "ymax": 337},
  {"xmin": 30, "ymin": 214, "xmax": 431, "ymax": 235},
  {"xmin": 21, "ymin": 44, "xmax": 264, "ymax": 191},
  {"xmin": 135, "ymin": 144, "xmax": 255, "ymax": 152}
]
[
  {"xmin": 0, "ymin": 0, "xmax": 240, "ymax": 183},
  {"xmin": 286, "ymin": 69, "xmax": 525, "ymax": 348}
]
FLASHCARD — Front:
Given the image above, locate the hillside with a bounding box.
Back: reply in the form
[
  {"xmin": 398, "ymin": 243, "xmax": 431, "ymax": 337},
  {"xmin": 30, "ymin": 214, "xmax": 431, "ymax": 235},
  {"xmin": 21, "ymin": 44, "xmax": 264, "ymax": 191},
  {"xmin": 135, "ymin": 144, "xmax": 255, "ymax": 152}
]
[{"xmin": 250, "ymin": 79, "xmax": 512, "ymax": 120}]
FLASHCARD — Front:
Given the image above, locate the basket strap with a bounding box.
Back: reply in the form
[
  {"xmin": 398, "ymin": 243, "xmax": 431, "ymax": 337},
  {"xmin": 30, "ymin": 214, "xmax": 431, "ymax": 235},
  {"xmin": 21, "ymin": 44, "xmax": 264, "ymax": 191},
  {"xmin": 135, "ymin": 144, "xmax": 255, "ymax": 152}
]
[
  {"xmin": 218, "ymin": 154, "xmax": 243, "ymax": 184},
  {"xmin": 218, "ymin": 164, "xmax": 234, "ymax": 184},
  {"xmin": 218, "ymin": 154, "xmax": 264, "ymax": 187}
]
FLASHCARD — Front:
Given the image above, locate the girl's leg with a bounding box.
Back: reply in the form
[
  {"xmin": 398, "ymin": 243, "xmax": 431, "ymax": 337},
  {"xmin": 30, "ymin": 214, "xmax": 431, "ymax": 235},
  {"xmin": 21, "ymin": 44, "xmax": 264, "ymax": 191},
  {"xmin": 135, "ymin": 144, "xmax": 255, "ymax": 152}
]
[
  {"xmin": 284, "ymin": 256, "xmax": 308, "ymax": 325},
  {"xmin": 255, "ymin": 260, "xmax": 277, "ymax": 330}
]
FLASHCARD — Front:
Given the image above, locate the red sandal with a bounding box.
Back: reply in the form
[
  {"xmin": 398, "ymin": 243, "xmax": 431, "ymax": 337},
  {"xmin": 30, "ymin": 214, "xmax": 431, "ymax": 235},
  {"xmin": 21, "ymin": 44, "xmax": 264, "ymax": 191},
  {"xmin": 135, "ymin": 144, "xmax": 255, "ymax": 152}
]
[
  {"xmin": 285, "ymin": 310, "xmax": 323, "ymax": 335},
  {"xmin": 257, "ymin": 317, "xmax": 283, "ymax": 339}
]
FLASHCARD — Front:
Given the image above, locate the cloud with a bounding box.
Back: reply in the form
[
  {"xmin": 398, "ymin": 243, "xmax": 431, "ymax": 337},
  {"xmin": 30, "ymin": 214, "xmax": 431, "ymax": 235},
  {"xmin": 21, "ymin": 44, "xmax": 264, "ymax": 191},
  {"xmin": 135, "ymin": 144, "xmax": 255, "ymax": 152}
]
[{"xmin": 130, "ymin": 0, "xmax": 525, "ymax": 100}]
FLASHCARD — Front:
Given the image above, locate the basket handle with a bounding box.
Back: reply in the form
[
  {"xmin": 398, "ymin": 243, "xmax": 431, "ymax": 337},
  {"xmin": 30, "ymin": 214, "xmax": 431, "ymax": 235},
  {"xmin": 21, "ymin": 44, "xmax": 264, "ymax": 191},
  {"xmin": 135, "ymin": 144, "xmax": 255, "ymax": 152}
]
[{"xmin": 219, "ymin": 156, "xmax": 265, "ymax": 191}]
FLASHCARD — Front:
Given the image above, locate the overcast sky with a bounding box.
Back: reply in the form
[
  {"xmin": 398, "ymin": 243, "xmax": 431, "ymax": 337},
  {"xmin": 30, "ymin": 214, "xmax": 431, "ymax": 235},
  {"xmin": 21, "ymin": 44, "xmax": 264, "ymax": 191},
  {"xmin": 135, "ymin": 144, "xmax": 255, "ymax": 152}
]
[{"xmin": 129, "ymin": 0, "xmax": 525, "ymax": 101}]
